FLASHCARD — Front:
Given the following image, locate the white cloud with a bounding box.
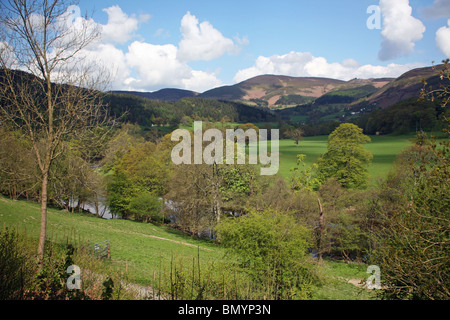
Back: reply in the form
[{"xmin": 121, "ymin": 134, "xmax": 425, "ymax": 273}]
[
  {"xmin": 124, "ymin": 41, "xmax": 222, "ymax": 92},
  {"xmin": 125, "ymin": 41, "xmax": 190, "ymax": 89},
  {"xmin": 54, "ymin": 6, "xmax": 100, "ymax": 50},
  {"xmin": 233, "ymin": 52, "xmax": 314, "ymax": 82},
  {"xmin": 83, "ymin": 43, "xmax": 130, "ymax": 89},
  {"xmin": 2, "ymin": 5, "xmax": 224, "ymax": 92},
  {"xmin": 421, "ymin": 0, "xmax": 450, "ymax": 19},
  {"xmin": 378, "ymin": 0, "xmax": 426, "ymax": 61},
  {"xmin": 116, "ymin": 11, "xmax": 232, "ymax": 92},
  {"xmin": 182, "ymin": 70, "xmax": 223, "ymax": 92},
  {"xmin": 101, "ymin": 5, "xmax": 149, "ymax": 44},
  {"xmin": 0, "ymin": 41, "xmax": 18, "ymax": 69},
  {"xmin": 436, "ymin": 19, "xmax": 450, "ymax": 58},
  {"xmin": 60, "ymin": 7, "xmax": 223, "ymax": 92},
  {"xmin": 233, "ymin": 51, "xmax": 424, "ymax": 83},
  {"xmin": 177, "ymin": 11, "xmax": 236, "ymax": 61},
  {"xmin": 154, "ymin": 28, "xmax": 170, "ymax": 38}
]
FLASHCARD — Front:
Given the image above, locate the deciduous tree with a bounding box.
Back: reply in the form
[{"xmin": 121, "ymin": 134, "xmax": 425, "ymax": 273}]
[
  {"xmin": 285, "ymin": 127, "xmax": 304, "ymax": 146},
  {"xmin": 316, "ymin": 123, "xmax": 372, "ymax": 189},
  {"xmin": 0, "ymin": 0, "xmax": 108, "ymax": 264}
]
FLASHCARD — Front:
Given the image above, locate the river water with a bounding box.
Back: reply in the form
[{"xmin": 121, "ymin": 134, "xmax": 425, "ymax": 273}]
[{"xmin": 68, "ymin": 199, "xmax": 120, "ymax": 220}]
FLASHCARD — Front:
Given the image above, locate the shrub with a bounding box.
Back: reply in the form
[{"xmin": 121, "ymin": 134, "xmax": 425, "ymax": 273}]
[
  {"xmin": 216, "ymin": 210, "xmax": 320, "ymax": 299},
  {"xmin": 0, "ymin": 228, "xmax": 33, "ymax": 300},
  {"xmin": 129, "ymin": 191, "xmax": 163, "ymax": 223}
]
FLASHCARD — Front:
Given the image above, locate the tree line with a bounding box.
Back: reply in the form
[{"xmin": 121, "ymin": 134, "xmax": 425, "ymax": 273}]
[
  {"xmin": 104, "ymin": 93, "xmax": 277, "ymax": 129},
  {"xmin": 1, "ymin": 117, "xmax": 448, "ymax": 299},
  {"xmin": 357, "ymin": 98, "xmax": 447, "ymax": 135}
]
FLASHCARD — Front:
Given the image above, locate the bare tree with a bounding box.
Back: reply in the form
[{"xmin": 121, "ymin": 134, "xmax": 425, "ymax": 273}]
[{"xmin": 0, "ymin": 0, "xmax": 109, "ymax": 265}]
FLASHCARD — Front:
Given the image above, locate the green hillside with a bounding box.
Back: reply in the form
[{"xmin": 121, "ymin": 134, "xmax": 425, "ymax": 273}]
[
  {"xmin": 314, "ymin": 85, "xmax": 378, "ymax": 105},
  {"xmin": 0, "ymin": 196, "xmax": 377, "ymax": 300},
  {"xmin": 0, "ymin": 195, "xmax": 222, "ymax": 285}
]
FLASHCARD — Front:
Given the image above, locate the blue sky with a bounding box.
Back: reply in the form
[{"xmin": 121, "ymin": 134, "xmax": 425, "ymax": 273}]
[{"xmin": 75, "ymin": 0, "xmax": 450, "ymax": 92}]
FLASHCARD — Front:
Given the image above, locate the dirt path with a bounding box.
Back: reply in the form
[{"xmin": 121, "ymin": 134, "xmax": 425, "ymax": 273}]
[
  {"xmin": 347, "ymin": 278, "xmax": 366, "ymax": 288},
  {"xmin": 138, "ymin": 233, "xmax": 213, "ymax": 251},
  {"xmin": 110, "ymin": 227, "xmax": 213, "ymax": 252}
]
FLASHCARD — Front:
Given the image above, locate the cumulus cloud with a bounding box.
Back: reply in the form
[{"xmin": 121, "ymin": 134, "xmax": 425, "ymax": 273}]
[
  {"xmin": 94, "ymin": 10, "xmax": 229, "ymax": 91},
  {"xmin": 421, "ymin": 0, "xmax": 450, "ymax": 19},
  {"xmin": 378, "ymin": 0, "xmax": 426, "ymax": 61},
  {"xmin": 182, "ymin": 70, "xmax": 223, "ymax": 92},
  {"xmin": 436, "ymin": 19, "xmax": 450, "ymax": 58},
  {"xmin": 124, "ymin": 41, "xmax": 222, "ymax": 92},
  {"xmin": 233, "ymin": 51, "xmax": 424, "ymax": 83},
  {"xmin": 125, "ymin": 41, "xmax": 190, "ymax": 89},
  {"xmin": 177, "ymin": 11, "xmax": 236, "ymax": 61},
  {"xmin": 117, "ymin": 11, "xmax": 231, "ymax": 92},
  {"xmin": 0, "ymin": 41, "xmax": 18, "ymax": 69},
  {"xmin": 101, "ymin": 5, "xmax": 149, "ymax": 44},
  {"xmin": 83, "ymin": 43, "xmax": 130, "ymax": 89},
  {"xmin": 53, "ymin": 5, "xmax": 100, "ymax": 51},
  {"xmin": 2, "ymin": 5, "xmax": 225, "ymax": 92}
]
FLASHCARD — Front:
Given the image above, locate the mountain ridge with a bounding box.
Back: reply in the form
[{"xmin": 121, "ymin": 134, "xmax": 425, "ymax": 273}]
[
  {"xmin": 109, "ymin": 64, "xmax": 446, "ymax": 110},
  {"xmin": 111, "ymin": 88, "xmax": 199, "ymax": 102}
]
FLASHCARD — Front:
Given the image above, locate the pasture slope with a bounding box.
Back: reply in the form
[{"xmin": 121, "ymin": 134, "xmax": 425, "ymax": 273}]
[
  {"xmin": 0, "ymin": 195, "xmax": 376, "ymax": 300},
  {"xmin": 277, "ymin": 133, "xmax": 415, "ymax": 180}
]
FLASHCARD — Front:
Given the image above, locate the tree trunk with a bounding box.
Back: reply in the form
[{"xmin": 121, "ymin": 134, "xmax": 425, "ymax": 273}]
[
  {"xmin": 37, "ymin": 170, "xmax": 49, "ymax": 267},
  {"xmin": 212, "ymin": 162, "xmax": 221, "ymax": 223},
  {"xmin": 317, "ymin": 198, "xmax": 324, "ymax": 262},
  {"xmin": 215, "ymin": 200, "xmax": 221, "ymax": 223}
]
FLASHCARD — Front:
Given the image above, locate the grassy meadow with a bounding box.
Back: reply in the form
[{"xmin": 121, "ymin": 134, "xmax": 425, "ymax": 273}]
[
  {"xmin": 0, "ymin": 196, "xmax": 377, "ymax": 300},
  {"xmin": 176, "ymin": 121, "xmax": 417, "ymax": 181},
  {"xmin": 0, "ymin": 196, "xmax": 222, "ymax": 286},
  {"xmin": 272, "ymin": 134, "xmax": 416, "ymax": 181}
]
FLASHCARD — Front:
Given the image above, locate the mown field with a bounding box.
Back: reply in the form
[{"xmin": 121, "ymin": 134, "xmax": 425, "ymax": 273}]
[
  {"xmin": 269, "ymin": 134, "xmax": 416, "ymax": 180},
  {"xmin": 0, "ymin": 196, "xmax": 377, "ymax": 300},
  {"xmin": 175, "ymin": 122, "xmax": 418, "ymax": 181}
]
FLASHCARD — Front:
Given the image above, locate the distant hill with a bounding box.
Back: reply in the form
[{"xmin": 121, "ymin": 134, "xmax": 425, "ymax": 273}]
[
  {"xmin": 112, "ymin": 88, "xmax": 199, "ymax": 101},
  {"xmin": 200, "ymin": 75, "xmax": 347, "ymax": 107},
  {"xmin": 199, "ymin": 75, "xmax": 399, "ymax": 108},
  {"xmin": 2, "ymin": 63, "xmax": 448, "ymax": 138},
  {"xmin": 110, "ymin": 65, "xmax": 447, "ymax": 111},
  {"xmin": 360, "ymin": 65, "xmax": 448, "ymax": 109}
]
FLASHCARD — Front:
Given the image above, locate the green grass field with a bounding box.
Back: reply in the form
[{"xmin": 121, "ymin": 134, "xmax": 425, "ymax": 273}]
[
  {"xmin": 174, "ymin": 123, "xmax": 417, "ymax": 183},
  {"xmin": 0, "ymin": 196, "xmax": 223, "ymax": 285},
  {"xmin": 0, "ymin": 196, "xmax": 377, "ymax": 299},
  {"xmin": 276, "ymin": 134, "xmax": 417, "ymax": 181}
]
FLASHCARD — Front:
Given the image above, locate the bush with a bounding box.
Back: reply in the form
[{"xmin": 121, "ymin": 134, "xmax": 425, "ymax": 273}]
[
  {"xmin": 373, "ymin": 136, "xmax": 450, "ymax": 299},
  {"xmin": 0, "ymin": 228, "xmax": 33, "ymax": 300},
  {"xmin": 216, "ymin": 210, "xmax": 319, "ymax": 299},
  {"xmin": 129, "ymin": 191, "xmax": 163, "ymax": 223}
]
